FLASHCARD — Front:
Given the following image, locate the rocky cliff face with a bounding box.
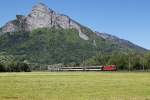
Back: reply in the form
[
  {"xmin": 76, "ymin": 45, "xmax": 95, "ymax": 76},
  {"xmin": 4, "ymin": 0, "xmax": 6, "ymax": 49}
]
[{"xmin": 1, "ymin": 3, "xmax": 89, "ymax": 40}]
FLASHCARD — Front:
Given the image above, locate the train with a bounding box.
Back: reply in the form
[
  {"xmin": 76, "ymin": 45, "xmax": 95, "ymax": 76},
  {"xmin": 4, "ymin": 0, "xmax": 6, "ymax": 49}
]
[{"xmin": 48, "ymin": 65, "xmax": 117, "ymax": 71}]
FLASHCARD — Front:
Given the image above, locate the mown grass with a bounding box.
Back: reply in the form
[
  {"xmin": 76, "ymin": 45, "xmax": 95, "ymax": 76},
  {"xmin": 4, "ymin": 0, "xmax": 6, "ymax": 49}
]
[{"xmin": 0, "ymin": 72, "xmax": 150, "ymax": 100}]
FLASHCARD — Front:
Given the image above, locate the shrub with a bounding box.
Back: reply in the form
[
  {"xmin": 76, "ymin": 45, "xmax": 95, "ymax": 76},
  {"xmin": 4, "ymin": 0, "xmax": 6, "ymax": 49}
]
[{"xmin": 0, "ymin": 63, "xmax": 6, "ymax": 72}]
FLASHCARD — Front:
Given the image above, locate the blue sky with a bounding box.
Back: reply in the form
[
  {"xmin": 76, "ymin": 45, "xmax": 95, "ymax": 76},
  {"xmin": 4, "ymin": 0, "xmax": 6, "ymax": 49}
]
[{"xmin": 0, "ymin": 0, "xmax": 150, "ymax": 49}]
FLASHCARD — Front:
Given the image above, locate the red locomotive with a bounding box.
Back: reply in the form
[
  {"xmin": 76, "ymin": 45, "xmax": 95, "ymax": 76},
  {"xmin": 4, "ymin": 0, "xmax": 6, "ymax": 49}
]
[{"xmin": 102, "ymin": 65, "xmax": 117, "ymax": 71}]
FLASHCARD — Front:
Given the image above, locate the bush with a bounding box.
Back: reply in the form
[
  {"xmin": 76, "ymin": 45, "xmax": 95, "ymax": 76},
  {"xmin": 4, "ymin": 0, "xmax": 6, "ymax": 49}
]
[
  {"xmin": 20, "ymin": 62, "xmax": 31, "ymax": 72},
  {"xmin": 8, "ymin": 62, "xmax": 31, "ymax": 72},
  {"xmin": 0, "ymin": 63, "xmax": 6, "ymax": 72}
]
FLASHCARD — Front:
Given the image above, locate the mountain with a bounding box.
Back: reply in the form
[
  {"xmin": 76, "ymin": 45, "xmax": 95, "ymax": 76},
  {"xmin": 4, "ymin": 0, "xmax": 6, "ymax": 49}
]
[
  {"xmin": 96, "ymin": 32, "xmax": 147, "ymax": 53},
  {"xmin": 0, "ymin": 3, "xmax": 147, "ymax": 65},
  {"xmin": 0, "ymin": 3, "xmax": 89, "ymax": 40}
]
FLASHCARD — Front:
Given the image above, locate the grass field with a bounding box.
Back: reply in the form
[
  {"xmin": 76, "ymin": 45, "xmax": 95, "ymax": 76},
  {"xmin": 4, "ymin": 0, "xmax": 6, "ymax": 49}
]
[{"xmin": 0, "ymin": 72, "xmax": 150, "ymax": 100}]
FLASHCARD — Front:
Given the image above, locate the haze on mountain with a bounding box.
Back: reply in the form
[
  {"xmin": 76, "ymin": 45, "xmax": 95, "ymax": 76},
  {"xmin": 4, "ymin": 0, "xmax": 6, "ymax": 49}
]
[{"xmin": 0, "ymin": 3, "xmax": 148, "ymax": 65}]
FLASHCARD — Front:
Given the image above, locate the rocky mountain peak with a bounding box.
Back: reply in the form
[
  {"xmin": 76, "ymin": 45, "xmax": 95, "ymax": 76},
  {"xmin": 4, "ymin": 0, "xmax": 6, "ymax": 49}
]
[
  {"xmin": 0, "ymin": 3, "xmax": 89, "ymax": 40},
  {"xmin": 31, "ymin": 3, "xmax": 54, "ymax": 15},
  {"xmin": 32, "ymin": 3, "xmax": 49, "ymax": 11}
]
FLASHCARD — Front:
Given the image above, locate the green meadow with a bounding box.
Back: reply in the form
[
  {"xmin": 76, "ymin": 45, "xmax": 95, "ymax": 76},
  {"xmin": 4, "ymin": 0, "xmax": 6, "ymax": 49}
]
[{"xmin": 0, "ymin": 72, "xmax": 150, "ymax": 100}]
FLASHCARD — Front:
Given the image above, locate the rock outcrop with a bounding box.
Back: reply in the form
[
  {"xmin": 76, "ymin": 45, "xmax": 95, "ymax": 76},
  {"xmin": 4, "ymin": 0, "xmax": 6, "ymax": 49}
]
[{"xmin": 1, "ymin": 3, "xmax": 89, "ymax": 40}]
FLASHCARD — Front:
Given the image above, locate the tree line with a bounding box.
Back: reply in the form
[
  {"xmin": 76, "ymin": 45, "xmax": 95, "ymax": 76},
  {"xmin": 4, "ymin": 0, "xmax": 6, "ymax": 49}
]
[
  {"xmin": 0, "ymin": 61, "xmax": 31, "ymax": 72},
  {"xmin": 83, "ymin": 51, "xmax": 150, "ymax": 71},
  {"xmin": 0, "ymin": 50, "xmax": 150, "ymax": 72}
]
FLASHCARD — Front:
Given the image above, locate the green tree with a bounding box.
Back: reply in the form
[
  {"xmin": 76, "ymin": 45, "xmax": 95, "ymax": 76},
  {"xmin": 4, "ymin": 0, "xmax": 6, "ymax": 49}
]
[
  {"xmin": 20, "ymin": 62, "xmax": 31, "ymax": 72},
  {"xmin": 83, "ymin": 52, "xmax": 109, "ymax": 66},
  {"xmin": 0, "ymin": 63, "xmax": 5, "ymax": 72},
  {"xmin": 108, "ymin": 52, "xmax": 128, "ymax": 70},
  {"xmin": 9, "ymin": 62, "xmax": 31, "ymax": 72},
  {"xmin": 144, "ymin": 52, "xmax": 150, "ymax": 70}
]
